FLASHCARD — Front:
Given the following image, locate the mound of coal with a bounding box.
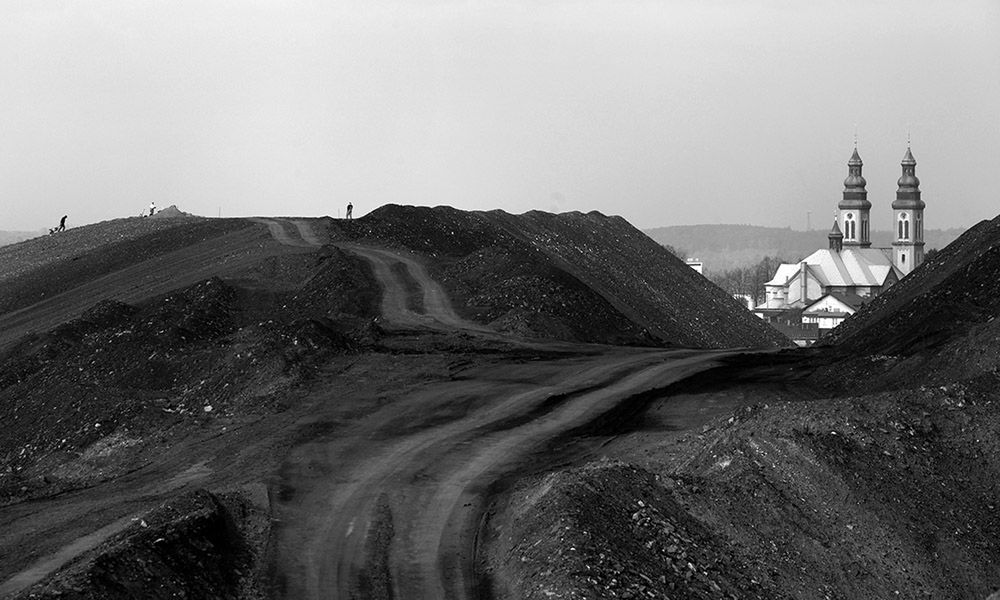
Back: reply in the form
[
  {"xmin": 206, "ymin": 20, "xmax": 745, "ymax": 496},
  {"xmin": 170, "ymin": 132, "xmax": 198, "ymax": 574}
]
[
  {"xmin": 0, "ymin": 216, "xmax": 251, "ymax": 315},
  {"xmin": 657, "ymin": 378, "xmax": 1000, "ymax": 600},
  {"xmin": 491, "ymin": 461, "xmax": 779, "ymax": 599},
  {"xmin": 333, "ymin": 205, "xmax": 788, "ymax": 348},
  {"xmin": 12, "ymin": 489, "xmax": 266, "ymax": 599},
  {"xmin": 0, "ymin": 248, "xmax": 379, "ymax": 502},
  {"xmin": 818, "ymin": 213, "xmax": 1000, "ymax": 389},
  {"xmin": 150, "ymin": 204, "xmax": 193, "ymax": 219}
]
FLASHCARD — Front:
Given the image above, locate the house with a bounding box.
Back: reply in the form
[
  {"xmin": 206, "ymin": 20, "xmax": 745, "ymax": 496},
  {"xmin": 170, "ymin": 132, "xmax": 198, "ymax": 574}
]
[{"xmin": 801, "ymin": 292, "xmax": 865, "ymax": 333}]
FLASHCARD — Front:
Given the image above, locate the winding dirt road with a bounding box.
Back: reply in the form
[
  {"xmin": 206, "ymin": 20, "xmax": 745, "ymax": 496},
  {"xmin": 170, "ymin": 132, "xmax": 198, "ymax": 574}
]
[
  {"xmin": 269, "ymin": 239, "xmax": 732, "ymax": 599},
  {"xmin": 0, "ymin": 218, "xmax": 735, "ymax": 599}
]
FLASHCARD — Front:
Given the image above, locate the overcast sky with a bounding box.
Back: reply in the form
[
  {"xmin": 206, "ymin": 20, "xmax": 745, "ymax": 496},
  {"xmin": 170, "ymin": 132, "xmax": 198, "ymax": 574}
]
[{"xmin": 1, "ymin": 1, "xmax": 997, "ymax": 232}]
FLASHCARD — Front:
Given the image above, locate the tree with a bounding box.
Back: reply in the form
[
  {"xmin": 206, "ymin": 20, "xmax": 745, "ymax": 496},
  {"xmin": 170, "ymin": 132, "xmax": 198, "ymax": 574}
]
[
  {"xmin": 708, "ymin": 255, "xmax": 787, "ymax": 305},
  {"xmin": 662, "ymin": 244, "xmax": 687, "ymax": 260}
]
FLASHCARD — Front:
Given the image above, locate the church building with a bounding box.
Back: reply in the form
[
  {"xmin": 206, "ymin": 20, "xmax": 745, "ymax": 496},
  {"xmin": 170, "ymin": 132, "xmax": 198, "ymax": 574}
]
[{"xmin": 755, "ymin": 145, "xmax": 926, "ymax": 341}]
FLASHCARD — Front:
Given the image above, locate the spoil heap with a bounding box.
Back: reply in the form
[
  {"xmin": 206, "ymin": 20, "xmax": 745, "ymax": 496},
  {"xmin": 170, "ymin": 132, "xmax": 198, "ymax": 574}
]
[
  {"xmin": 333, "ymin": 205, "xmax": 789, "ymax": 348},
  {"xmin": 495, "ymin": 213, "xmax": 1000, "ymax": 599}
]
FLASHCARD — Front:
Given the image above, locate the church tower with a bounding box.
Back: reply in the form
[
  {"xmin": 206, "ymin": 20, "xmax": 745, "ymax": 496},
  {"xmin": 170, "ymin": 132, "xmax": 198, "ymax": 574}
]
[
  {"xmin": 892, "ymin": 145, "xmax": 925, "ymax": 275},
  {"xmin": 839, "ymin": 146, "xmax": 872, "ymax": 248}
]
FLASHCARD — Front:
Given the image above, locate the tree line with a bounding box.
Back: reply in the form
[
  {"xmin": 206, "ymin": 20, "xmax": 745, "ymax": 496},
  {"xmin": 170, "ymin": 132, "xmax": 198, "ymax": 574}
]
[{"xmin": 663, "ymin": 244, "xmax": 785, "ymax": 305}]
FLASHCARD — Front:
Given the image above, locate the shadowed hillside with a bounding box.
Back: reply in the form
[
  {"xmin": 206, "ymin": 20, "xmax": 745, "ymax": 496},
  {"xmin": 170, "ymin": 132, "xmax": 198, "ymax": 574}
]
[{"xmin": 816, "ymin": 214, "xmax": 1000, "ymax": 389}]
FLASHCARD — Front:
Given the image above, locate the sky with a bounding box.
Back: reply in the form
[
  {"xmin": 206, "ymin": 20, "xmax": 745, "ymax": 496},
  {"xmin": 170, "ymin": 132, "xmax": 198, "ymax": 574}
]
[{"xmin": 1, "ymin": 1, "xmax": 998, "ymax": 232}]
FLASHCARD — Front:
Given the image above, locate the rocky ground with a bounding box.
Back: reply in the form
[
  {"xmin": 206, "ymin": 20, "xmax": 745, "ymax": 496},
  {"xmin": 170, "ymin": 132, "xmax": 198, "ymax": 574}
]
[
  {"xmin": 1, "ymin": 207, "xmax": 998, "ymax": 599},
  {"xmin": 328, "ymin": 205, "xmax": 789, "ymax": 348},
  {"xmin": 488, "ymin": 215, "xmax": 1000, "ymax": 600}
]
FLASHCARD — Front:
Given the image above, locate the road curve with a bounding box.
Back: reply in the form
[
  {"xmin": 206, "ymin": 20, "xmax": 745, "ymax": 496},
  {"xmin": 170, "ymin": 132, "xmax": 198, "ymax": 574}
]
[
  {"xmin": 271, "ymin": 349, "xmax": 730, "ymax": 600},
  {"xmin": 269, "ymin": 239, "xmax": 733, "ymax": 599}
]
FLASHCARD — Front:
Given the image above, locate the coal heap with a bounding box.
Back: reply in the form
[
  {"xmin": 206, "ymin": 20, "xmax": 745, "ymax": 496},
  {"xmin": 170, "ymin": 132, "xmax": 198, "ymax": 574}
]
[
  {"xmin": 821, "ymin": 213, "xmax": 1000, "ymax": 386},
  {"xmin": 334, "ymin": 205, "xmax": 789, "ymax": 349}
]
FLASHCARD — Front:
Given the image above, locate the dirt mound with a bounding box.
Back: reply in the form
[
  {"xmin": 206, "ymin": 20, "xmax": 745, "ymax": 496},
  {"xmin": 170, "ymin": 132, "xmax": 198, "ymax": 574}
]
[
  {"xmin": 491, "ymin": 461, "xmax": 780, "ymax": 599},
  {"xmin": 815, "ymin": 213, "xmax": 1000, "ymax": 390},
  {"xmin": 0, "ymin": 217, "xmax": 252, "ymax": 315},
  {"xmin": 150, "ymin": 204, "xmax": 193, "ymax": 219},
  {"xmin": 0, "ymin": 248, "xmax": 379, "ymax": 503},
  {"xmin": 11, "ymin": 489, "xmax": 268, "ymax": 599},
  {"xmin": 658, "ymin": 377, "xmax": 1000, "ymax": 599},
  {"xmin": 332, "ymin": 205, "xmax": 789, "ymax": 348},
  {"xmin": 494, "ymin": 364, "xmax": 1000, "ymax": 599}
]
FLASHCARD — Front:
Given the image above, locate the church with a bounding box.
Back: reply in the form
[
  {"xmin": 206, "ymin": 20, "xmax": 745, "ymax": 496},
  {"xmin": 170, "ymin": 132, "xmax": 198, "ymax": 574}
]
[{"xmin": 755, "ymin": 145, "xmax": 926, "ymax": 342}]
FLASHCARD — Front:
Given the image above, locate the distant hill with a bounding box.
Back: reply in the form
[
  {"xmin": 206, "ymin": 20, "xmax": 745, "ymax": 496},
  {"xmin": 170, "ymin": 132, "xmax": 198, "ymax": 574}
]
[{"xmin": 643, "ymin": 224, "xmax": 965, "ymax": 272}]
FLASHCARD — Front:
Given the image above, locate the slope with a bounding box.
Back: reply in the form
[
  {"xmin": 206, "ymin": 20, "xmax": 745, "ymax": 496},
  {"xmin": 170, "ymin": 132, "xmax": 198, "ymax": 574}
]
[
  {"xmin": 818, "ymin": 213, "xmax": 1000, "ymax": 388},
  {"xmin": 489, "ymin": 215, "xmax": 1000, "ymax": 600},
  {"xmin": 330, "ymin": 205, "xmax": 789, "ymax": 349}
]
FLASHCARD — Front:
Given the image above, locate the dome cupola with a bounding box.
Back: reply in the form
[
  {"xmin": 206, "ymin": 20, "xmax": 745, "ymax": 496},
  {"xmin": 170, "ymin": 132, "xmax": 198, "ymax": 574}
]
[
  {"xmin": 893, "ymin": 146, "xmax": 925, "ymax": 209},
  {"xmin": 839, "ymin": 147, "xmax": 871, "ymax": 210}
]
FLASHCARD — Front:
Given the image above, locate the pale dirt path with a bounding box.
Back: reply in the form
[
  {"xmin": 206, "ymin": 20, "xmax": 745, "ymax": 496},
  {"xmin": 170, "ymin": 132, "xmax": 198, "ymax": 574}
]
[
  {"xmin": 271, "ymin": 349, "xmax": 732, "ymax": 600},
  {"xmin": 336, "ymin": 242, "xmax": 491, "ymax": 333},
  {"xmin": 248, "ymin": 218, "xmax": 324, "ymax": 248}
]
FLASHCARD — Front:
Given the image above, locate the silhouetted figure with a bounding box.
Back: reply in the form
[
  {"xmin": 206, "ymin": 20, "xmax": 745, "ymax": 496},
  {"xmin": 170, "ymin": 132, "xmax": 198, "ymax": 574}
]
[
  {"xmin": 346, "ymin": 202, "xmax": 353, "ymax": 220},
  {"xmin": 149, "ymin": 201, "xmax": 156, "ymax": 216},
  {"xmin": 58, "ymin": 215, "xmax": 66, "ymax": 232}
]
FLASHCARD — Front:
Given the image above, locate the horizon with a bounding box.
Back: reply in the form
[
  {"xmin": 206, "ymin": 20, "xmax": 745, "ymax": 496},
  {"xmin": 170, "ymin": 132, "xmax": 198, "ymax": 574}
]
[{"xmin": 2, "ymin": 1, "xmax": 997, "ymax": 232}]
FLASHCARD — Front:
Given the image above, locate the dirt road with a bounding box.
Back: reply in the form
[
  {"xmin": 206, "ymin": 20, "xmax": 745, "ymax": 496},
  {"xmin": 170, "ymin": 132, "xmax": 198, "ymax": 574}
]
[
  {"xmin": 0, "ymin": 221, "xmax": 739, "ymax": 599},
  {"xmin": 269, "ymin": 239, "xmax": 732, "ymax": 599},
  {"xmin": 270, "ymin": 349, "xmax": 730, "ymax": 600}
]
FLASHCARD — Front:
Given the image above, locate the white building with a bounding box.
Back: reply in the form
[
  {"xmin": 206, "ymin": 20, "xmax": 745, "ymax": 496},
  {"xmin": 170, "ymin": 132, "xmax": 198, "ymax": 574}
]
[{"xmin": 755, "ymin": 145, "xmax": 926, "ymax": 338}]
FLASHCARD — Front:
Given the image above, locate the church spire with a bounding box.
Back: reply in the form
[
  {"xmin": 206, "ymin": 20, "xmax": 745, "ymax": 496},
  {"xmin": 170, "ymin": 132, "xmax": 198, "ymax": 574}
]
[
  {"xmin": 892, "ymin": 144, "xmax": 925, "ymax": 276},
  {"xmin": 828, "ymin": 218, "xmax": 844, "ymax": 252},
  {"xmin": 838, "ymin": 145, "xmax": 872, "ymax": 248}
]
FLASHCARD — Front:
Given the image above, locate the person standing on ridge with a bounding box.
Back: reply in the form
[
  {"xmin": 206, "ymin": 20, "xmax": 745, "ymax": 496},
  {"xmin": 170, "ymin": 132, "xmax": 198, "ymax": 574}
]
[
  {"xmin": 346, "ymin": 202, "xmax": 353, "ymax": 219},
  {"xmin": 58, "ymin": 215, "xmax": 67, "ymax": 232},
  {"xmin": 149, "ymin": 201, "xmax": 156, "ymax": 216}
]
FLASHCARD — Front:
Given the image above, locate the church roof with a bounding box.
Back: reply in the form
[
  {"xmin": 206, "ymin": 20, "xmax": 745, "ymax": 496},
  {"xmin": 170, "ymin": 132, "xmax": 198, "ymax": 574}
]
[
  {"xmin": 765, "ymin": 263, "xmax": 802, "ymax": 287},
  {"xmin": 766, "ymin": 248, "xmax": 901, "ymax": 289},
  {"xmin": 799, "ymin": 247, "xmax": 900, "ymax": 287}
]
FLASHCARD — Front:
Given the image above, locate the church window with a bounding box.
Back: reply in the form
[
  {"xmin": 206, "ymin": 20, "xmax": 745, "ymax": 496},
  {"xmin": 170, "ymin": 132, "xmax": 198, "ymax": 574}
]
[{"xmin": 901, "ymin": 253, "xmax": 906, "ymax": 264}]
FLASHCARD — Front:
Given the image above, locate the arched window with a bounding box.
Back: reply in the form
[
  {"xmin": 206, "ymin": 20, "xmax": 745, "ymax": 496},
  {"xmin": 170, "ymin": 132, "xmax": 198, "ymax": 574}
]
[
  {"xmin": 845, "ymin": 213, "xmax": 855, "ymax": 239},
  {"xmin": 901, "ymin": 253, "xmax": 906, "ymax": 264},
  {"xmin": 899, "ymin": 213, "xmax": 909, "ymax": 240}
]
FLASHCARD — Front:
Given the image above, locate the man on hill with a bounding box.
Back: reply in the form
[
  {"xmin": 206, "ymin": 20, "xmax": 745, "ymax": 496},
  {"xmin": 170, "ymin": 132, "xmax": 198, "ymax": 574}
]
[
  {"xmin": 346, "ymin": 202, "xmax": 353, "ymax": 219},
  {"xmin": 149, "ymin": 201, "xmax": 156, "ymax": 217},
  {"xmin": 57, "ymin": 215, "xmax": 66, "ymax": 232}
]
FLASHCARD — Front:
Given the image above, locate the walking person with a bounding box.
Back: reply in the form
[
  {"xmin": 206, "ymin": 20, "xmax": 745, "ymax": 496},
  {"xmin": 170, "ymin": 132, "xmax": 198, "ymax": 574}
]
[
  {"xmin": 149, "ymin": 201, "xmax": 156, "ymax": 217},
  {"xmin": 346, "ymin": 202, "xmax": 353, "ymax": 220},
  {"xmin": 57, "ymin": 215, "xmax": 67, "ymax": 232}
]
